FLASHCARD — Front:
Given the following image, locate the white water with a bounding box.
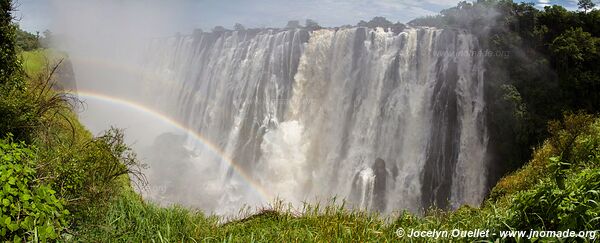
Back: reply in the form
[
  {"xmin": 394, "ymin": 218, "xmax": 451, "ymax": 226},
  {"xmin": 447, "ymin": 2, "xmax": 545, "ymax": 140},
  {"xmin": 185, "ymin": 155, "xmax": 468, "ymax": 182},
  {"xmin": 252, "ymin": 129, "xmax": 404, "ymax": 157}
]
[{"xmin": 140, "ymin": 27, "xmax": 488, "ymax": 214}]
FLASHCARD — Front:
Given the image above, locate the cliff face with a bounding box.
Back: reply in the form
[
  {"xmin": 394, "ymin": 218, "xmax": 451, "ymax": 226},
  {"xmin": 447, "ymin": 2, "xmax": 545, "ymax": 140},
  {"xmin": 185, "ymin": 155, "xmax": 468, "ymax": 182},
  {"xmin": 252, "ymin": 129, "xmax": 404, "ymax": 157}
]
[{"xmin": 54, "ymin": 57, "xmax": 77, "ymax": 93}]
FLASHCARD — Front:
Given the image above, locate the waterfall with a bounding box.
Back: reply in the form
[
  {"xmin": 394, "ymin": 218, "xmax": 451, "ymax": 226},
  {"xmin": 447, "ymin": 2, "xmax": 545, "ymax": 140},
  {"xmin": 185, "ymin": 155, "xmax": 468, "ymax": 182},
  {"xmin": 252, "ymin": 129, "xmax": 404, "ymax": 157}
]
[{"xmin": 140, "ymin": 26, "xmax": 488, "ymax": 214}]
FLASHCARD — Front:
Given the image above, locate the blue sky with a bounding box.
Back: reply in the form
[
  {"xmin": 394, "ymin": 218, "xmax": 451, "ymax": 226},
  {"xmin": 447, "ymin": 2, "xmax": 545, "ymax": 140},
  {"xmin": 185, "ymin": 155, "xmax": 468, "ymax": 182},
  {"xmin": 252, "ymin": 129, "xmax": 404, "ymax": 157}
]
[{"xmin": 15, "ymin": 0, "xmax": 582, "ymax": 34}]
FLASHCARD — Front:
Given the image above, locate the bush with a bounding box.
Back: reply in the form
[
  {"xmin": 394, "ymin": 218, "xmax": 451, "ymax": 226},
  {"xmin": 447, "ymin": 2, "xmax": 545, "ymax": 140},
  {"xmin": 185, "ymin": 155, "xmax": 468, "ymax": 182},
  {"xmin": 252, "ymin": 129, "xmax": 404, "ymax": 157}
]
[
  {"xmin": 14, "ymin": 28, "xmax": 39, "ymax": 52},
  {"xmin": 505, "ymin": 113, "xmax": 600, "ymax": 231},
  {"xmin": 489, "ymin": 142, "xmax": 554, "ymax": 200},
  {"xmin": 509, "ymin": 168, "xmax": 600, "ymax": 231},
  {"xmin": 37, "ymin": 127, "xmax": 146, "ymax": 222},
  {"xmin": 0, "ymin": 58, "xmax": 76, "ymax": 143},
  {"xmin": 489, "ymin": 112, "xmax": 598, "ymax": 200},
  {"xmin": 0, "ymin": 136, "xmax": 68, "ymax": 242},
  {"xmin": 0, "ymin": 1, "xmax": 23, "ymax": 91}
]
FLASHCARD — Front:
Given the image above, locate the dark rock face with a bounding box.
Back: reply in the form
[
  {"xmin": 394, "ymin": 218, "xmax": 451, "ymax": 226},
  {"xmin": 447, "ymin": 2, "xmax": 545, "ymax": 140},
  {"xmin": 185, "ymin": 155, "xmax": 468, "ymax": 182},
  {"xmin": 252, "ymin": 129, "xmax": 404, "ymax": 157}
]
[
  {"xmin": 372, "ymin": 158, "xmax": 387, "ymax": 212},
  {"xmin": 347, "ymin": 158, "xmax": 388, "ymax": 212},
  {"xmin": 421, "ymin": 58, "xmax": 460, "ymax": 209},
  {"xmin": 54, "ymin": 58, "xmax": 77, "ymax": 92}
]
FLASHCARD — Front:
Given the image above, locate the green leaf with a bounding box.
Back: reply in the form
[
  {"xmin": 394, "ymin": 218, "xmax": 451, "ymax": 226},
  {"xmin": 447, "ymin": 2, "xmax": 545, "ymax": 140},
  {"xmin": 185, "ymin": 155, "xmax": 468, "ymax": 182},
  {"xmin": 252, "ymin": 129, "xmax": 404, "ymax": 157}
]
[
  {"xmin": 7, "ymin": 222, "xmax": 19, "ymax": 232},
  {"xmin": 20, "ymin": 193, "xmax": 31, "ymax": 201},
  {"xmin": 12, "ymin": 235, "xmax": 22, "ymax": 243},
  {"xmin": 4, "ymin": 217, "xmax": 11, "ymax": 228}
]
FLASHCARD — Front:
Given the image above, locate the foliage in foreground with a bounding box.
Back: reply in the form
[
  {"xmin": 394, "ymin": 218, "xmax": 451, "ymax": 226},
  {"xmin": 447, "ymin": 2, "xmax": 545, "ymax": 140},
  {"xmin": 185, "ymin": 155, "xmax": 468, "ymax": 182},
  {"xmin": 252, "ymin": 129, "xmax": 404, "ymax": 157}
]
[
  {"xmin": 507, "ymin": 113, "xmax": 600, "ymax": 232},
  {"xmin": 0, "ymin": 137, "xmax": 68, "ymax": 241},
  {"xmin": 1, "ymin": 3, "xmax": 147, "ymax": 240}
]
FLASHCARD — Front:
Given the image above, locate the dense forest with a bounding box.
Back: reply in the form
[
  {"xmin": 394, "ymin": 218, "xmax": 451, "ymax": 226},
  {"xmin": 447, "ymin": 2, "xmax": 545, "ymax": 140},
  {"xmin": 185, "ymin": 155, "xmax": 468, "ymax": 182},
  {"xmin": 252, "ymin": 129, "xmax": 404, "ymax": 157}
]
[{"xmin": 1, "ymin": 0, "xmax": 599, "ymax": 241}]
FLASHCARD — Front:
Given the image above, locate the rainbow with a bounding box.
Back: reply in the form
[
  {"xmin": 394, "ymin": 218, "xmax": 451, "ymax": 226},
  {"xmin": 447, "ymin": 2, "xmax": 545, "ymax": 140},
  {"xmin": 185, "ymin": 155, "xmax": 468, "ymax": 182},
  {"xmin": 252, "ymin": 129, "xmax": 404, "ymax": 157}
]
[{"xmin": 70, "ymin": 90, "xmax": 272, "ymax": 203}]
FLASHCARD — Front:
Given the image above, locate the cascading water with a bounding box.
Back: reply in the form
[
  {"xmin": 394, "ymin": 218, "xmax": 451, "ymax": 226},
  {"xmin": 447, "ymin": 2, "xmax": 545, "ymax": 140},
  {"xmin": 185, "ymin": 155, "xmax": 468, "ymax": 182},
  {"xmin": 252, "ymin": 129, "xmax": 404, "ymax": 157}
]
[{"xmin": 140, "ymin": 26, "xmax": 488, "ymax": 215}]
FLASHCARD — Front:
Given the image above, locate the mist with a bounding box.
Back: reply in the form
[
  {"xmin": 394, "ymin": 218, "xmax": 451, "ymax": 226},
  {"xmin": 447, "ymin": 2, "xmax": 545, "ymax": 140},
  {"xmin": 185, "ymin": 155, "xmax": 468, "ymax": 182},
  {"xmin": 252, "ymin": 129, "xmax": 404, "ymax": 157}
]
[
  {"xmin": 47, "ymin": 1, "xmax": 206, "ymax": 204},
  {"xmin": 47, "ymin": 0, "xmax": 190, "ymax": 150}
]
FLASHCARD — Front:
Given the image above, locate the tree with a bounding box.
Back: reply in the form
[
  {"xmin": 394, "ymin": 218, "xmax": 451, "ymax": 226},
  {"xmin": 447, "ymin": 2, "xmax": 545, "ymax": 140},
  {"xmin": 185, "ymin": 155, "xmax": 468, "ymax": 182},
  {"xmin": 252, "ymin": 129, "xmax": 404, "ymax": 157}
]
[
  {"xmin": 233, "ymin": 23, "xmax": 245, "ymax": 31},
  {"xmin": 578, "ymin": 0, "xmax": 596, "ymax": 13},
  {"xmin": 550, "ymin": 27, "xmax": 597, "ymax": 68},
  {"xmin": 285, "ymin": 20, "xmax": 301, "ymax": 29},
  {"xmin": 0, "ymin": 0, "xmax": 22, "ymax": 88},
  {"xmin": 358, "ymin": 17, "xmax": 394, "ymax": 29},
  {"xmin": 305, "ymin": 19, "xmax": 320, "ymax": 30},
  {"xmin": 368, "ymin": 16, "xmax": 393, "ymax": 27},
  {"xmin": 192, "ymin": 28, "xmax": 203, "ymax": 38},
  {"xmin": 212, "ymin": 26, "xmax": 227, "ymax": 32},
  {"xmin": 357, "ymin": 20, "xmax": 368, "ymax": 27},
  {"xmin": 15, "ymin": 27, "xmax": 39, "ymax": 51},
  {"xmin": 40, "ymin": 29, "xmax": 54, "ymax": 48}
]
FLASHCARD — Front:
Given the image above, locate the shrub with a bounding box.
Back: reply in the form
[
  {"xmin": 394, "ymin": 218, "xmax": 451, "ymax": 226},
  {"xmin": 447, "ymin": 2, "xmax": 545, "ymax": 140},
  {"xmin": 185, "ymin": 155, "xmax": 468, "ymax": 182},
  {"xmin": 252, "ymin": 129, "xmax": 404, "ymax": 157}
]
[
  {"xmin": 0, "ymin": 59, "xmax": 76, "ymax": 143},
  {"xmin": 14, "ymin": 28, "xmax": 39, "ymax": 52},
  {"xmin": 489, "ymin": 112, "xmax": 597, "ymax": 200},
  {"xmin": 506, "ymin": 113, "xmax": 600, "ymax": 231},
  {"xmin": 0, "ymin": 136, "xmax": 68, "ymax": 242},
  {"xmin": 0, "ymin": 1, "xmax": 24, "ymax": 91},
  {"xmin": 37, "ymin": 127, "xmax": 146, "ymax": 221},
  {"xmin": 509, "ymin": 168, "xmax": 600, "ymax": 231},
  {"xmin": 489, "ymin": 142, "xmax": 554, "ymax": 200}
]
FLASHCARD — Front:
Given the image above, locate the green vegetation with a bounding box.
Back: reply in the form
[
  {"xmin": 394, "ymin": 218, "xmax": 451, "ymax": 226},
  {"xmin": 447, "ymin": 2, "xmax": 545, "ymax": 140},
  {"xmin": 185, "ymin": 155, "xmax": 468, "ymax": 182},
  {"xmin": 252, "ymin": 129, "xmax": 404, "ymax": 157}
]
[
  {"xmin": 19, "ymin": 49, "xmax": 61, "ymax": 77},
  {"xmin": 498, "ymin": 113, "xmax": 600, "ymax": 231},
  {"xmin": 14, "ymin": 28, "xmax": 38, "ymax": 51},
  {"xmin": 0, "ymin": 137, "xmax": 68, "ymax": 241},
  {"xmin": 1, "ymin": 1, "xmax": 146, "ymax": 240},
  {"xmin": 1, "ymin": 0, "xmax": 600, "ymax": 242}
]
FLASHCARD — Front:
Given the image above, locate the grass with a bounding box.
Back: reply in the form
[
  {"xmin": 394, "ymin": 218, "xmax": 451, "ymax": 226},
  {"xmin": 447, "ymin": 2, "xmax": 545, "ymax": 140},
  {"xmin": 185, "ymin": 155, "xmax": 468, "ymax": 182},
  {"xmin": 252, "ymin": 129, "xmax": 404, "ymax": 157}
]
[
  {"xmin": 69, "ymin": 190, "xmax": 514, "ymax": 242},
  {"xmin": 20, "ymin": 49, "xmax": 67, "ymax": 77},
  {"xmin": 75, "ymin": 191, "xmax": 395, "ymax": 242}
]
